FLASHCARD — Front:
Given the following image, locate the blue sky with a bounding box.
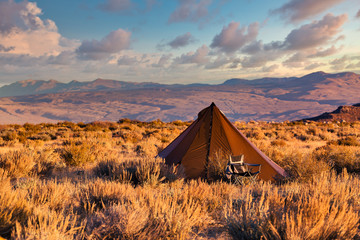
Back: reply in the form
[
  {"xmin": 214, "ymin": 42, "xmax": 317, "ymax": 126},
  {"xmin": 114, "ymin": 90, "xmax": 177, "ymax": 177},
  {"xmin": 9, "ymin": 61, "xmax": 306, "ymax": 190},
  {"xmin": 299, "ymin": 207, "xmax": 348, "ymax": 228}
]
[{"xmin": 0, "ymin": 0, "xmax": 359, "ymax": 85}]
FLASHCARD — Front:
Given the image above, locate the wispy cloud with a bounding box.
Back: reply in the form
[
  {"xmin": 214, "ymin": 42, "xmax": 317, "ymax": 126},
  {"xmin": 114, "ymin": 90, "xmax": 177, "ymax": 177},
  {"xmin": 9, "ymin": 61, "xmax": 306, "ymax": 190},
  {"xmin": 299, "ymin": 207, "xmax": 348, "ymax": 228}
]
[
  {"xmin": 151, "ymin": 54, "xmax": 173, "ymax": 67},
  {"xmin": 0, "ymin": 44, "xmax": 14, "ymax": 52},
  {"xmin": 168, "ymin": 0, "xmax": 212, "ymax": 23},
  {"xmin": 168, "ymin": 32, "xmax": 195, "ymax": 49},
  {"xmin": 271, "ymin": 0, "xmax": 346, "ymax": 23},
  {"xmin": 98, "ymin": 0, "xmax": 132, "ymax": 12},
  {"xmin": 308, "ymin": 45, "xmax": 341, "ymax": 58},
  {"xmin": 117, "ymin": 55, "xmax": 140, "ymax": 65}
]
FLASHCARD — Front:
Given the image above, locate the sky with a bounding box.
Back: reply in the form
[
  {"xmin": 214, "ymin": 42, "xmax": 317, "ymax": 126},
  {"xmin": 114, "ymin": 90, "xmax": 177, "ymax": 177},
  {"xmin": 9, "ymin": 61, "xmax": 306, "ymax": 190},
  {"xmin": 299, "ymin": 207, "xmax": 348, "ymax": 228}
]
[{"xmin": 0, "ymin": 0, "xmax": 359, "ymax": 85}]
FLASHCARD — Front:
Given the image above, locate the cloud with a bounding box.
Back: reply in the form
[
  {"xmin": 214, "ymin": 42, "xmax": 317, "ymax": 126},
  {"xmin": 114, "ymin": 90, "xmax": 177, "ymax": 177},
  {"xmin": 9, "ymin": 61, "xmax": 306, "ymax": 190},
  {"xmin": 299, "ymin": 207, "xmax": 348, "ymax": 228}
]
[
  {"xmin": 168, "ymin": 32, "xmax": 195, "ymax": 49},
  {"xmin": 346, "ymin": 61, "xmax": 360, "ymax": 69},
  {"xmin": 174, "ymin": 44, "xmax": 209, "ymax": 65},
  {"xmin": 271, "ymin": 0, "xmax": 346, "ymax": 23},
  {"xmin": 98, "ymin": 0, "xmax": 132, "ymax": 12},
  {"xmin": 262, "ymin": 64, "xmax": 279, "ymax": 72},
  {"xmin": 0, "ymin": 1, "xmax": 73, "ymax": 57},
  {"xmin": 0, "ymin": 44, "xmax": 14, "ymax": 52},
  {"xmin": 117, "ymin": 55, "xmax": 139, "ymax": 65},
  {"xmin": 232, "ymin": 14, "xmax": 346, "ymax": 70},
  {"xmin": 152, "ymin": 54, "xmax": 172, "ymax": 67},
  {"xmin": 304, "ymin": 62, "xmax": 326, "ymax": 70},
  {"xmin": 282, "ymin": 14, "xmax": 347, "ymax": 50},
  {"xmin": 330, "ymin": 55, "xmax": 349, "ymax": 70},
  {"xmin": 210, "ymin": 21, "xmax": 259, "ymax": 54},
  {"xmin": 240, "ymin": 50, "xmax": 282, "ymax": 68},
  {"xmin": 308, "ymin": 45, "xmax": 340, "ymax": 58},
  {"xmin": 168, "ymin": 0, "xmax": 211, "ymax": 23},
  {"xmin": 241, "ymin": 40, "xmax": 263, "ymax": 54},
  {"xmin": 283, "ymin": 52, "xmax": 307, "ymax": 68},
  {"xmin": 0, "ymin": 0, "xmax": 57, "ymax": 34},
  {"xmin": 76, "ymin": 29, "xmax": 131, "ymax": 60},
  {"xmin": 205, "ymin": 56, "xmax": 232, "ymax": 69},
  {"xmin": 48, "ymin": 51, "xmax": 76, "ymax": 65}
]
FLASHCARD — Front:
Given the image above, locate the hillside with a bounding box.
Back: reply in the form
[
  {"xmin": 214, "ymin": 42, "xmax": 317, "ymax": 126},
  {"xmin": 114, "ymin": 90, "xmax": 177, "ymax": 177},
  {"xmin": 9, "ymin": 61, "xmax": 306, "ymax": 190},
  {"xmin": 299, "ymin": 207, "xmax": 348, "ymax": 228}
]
[
  {"xmin": 0, "ymin": 71, "xmax": 359, "ymax": 124},
  {"xmin": 0, "ymin": 79, "xmax": 168, "ymax": 97},
  {"xmin": 304, "ymin": 103, "xmax": 360, "ymax": 122}
]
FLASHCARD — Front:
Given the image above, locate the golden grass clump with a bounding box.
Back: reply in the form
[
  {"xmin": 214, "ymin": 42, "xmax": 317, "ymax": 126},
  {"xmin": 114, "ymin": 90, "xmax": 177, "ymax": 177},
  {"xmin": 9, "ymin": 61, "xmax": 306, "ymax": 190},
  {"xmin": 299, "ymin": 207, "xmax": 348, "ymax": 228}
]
[
  {"xmin": 60, "ymin": 139, "xmax": 100, "ymax": 166},
  {"xmin": 312, "ymin": 144, "xmax": 360, "ymax": 174},
  {"xmin": 13, "ymin": 208, "xmax": 85, "ymax": 240},
  {"xmin": 225, "ymin": 171, "xmax": 360, "ymax": 240},
  {"xmin": 0, "ymin": 169, "xmax": 33, "ymax": 238},
  {"xmin": 0, "ymin": 150, "xmax": 36, "ymax": 179}
]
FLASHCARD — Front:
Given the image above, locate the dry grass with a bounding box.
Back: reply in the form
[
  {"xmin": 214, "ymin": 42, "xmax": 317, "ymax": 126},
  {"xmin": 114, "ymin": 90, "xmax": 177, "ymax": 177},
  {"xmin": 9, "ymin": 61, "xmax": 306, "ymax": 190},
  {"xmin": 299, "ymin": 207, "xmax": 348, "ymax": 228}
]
[{"xmin": 0, "ymin": 120, "xmax": 359, "ymax": 239}]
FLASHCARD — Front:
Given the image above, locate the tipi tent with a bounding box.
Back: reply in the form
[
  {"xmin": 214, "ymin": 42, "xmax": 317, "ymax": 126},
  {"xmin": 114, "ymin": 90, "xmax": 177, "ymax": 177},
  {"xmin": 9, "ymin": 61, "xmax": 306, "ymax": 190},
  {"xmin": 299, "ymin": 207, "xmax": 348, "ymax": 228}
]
[{"xmin": 158, "ymin": 103, "xmax": 287, "ymax": 181}]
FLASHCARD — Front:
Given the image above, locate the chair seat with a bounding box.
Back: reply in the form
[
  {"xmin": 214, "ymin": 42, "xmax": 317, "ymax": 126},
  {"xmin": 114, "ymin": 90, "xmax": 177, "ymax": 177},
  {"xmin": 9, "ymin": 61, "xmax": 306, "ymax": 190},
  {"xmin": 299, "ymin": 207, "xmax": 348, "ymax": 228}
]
[{"xmin": 226, "ymin": 155, "xmax": 261, "ymax": 185}]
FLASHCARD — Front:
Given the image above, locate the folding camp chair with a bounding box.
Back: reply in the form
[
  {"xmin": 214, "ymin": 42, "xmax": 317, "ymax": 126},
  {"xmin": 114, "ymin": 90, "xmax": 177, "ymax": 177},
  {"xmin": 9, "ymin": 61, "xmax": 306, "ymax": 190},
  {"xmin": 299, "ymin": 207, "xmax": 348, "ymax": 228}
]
[{"xmin": 225, "ymin": 154, "xmax": 261, "ymax": 185}]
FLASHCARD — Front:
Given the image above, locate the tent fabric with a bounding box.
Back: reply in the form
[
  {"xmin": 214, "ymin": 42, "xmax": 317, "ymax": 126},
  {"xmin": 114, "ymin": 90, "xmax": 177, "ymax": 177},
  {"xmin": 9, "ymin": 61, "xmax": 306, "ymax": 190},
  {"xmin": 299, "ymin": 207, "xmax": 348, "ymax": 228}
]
[{"xmin": 158, "ymin": 102, "xmax": 287, "ymax": 181}]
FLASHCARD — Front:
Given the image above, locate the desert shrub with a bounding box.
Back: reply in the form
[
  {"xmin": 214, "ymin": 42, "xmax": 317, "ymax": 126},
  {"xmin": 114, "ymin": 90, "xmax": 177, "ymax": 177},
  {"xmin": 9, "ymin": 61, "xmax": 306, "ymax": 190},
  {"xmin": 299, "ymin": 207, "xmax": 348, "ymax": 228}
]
[
  {"xmin": 23, "ymin": 123, "xmax": 41, "ymax": 132},
  {"xmin": 135, "ymin": 157, "xmax": 162, "ymax": 185},
  {"xmin": 312, "ymin": 145, "xmax": 360, "ymax": 174},
  {"xmin": 159, "ymin": 164, "xmax": 186, "ymax": 182},
  {"xmin": 207, "ymin": 150, "xmax": 230, "ymax": 181},
  {"xmin": 94, "ymin": 156, "xmax": 166, "ymax": 186},
  {"xmin": 246, "ymin": 128, "xmax": 266, "ymax": 140},
  {"xmin": 328, "ymin": 136, "xmax": 360, "ymax": 146},
  {"xmin": 225, "ymin": 171, "xmax": 360, "ymax": 240},
  {"xmin": 84, "ymin": 124, "xmax": 104, "ymax": 132},
  {"xmin": 34, "ymin": 148, "xmax": 63, "ymax": 176},
  {"xmin": 144, "ymin": 191, "xmax": 209, "ymax": 239},
  {"xmin": 114, "ymin": 129, "xmax": 142, "ymax": 144},
  {"xmin": 281, "ymin": 151, "xmax": 331, "ymax": 182},
  {"xmin": 85, "ymin": 202, "xmax": 149, "ymax": 240},
  {"xmin": 60, "ymin": 140, "xmax": 98, "ymax": 166},
  {"xmin": 93, "ymin": 158, "xmax": 133, "ymax": 184},
  {"xmin": 171, "ymin": 120, "xmax": 185, "ymax": 126},
  {"xmin": 26, "ymin": 180, "xmax": 74, "ymax": 212},
  {"xmin": 27, "ymin": 132, "xmax": 52, "ymax": 141},
  {"xmin": 135, "ymin": 136, "xmax": 161, "ymax": 157},
  {"xmin": 0, "ymin": 150, "xmax": 36, "ymax": 178},
  {"xmin": 270, "ymin": 139, "xmax": 287, "ymax": 147},
  {"xmin": 2, "ymin": 130, "xmax": 18, "ymax": 142},
  {"xmin": 75, "ymin": 179, "xmax": 132, "ymax": 214},
  {"xmin": 0, "ymin": 169, "xmax": 33, "ymax": 238},
  {"xmin": 12, "ymin": 208, "xmax": 84, "ymax": 240}
]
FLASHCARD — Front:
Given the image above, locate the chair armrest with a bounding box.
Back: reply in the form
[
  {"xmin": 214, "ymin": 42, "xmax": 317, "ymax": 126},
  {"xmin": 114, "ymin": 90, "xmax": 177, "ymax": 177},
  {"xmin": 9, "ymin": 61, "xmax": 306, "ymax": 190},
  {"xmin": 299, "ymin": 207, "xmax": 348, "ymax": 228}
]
[
  {"xmin": 244, "ymin": 163, "xmax": 261, "ymax": 167},
  {"xmin": 230, "ymin": 161, "xmax": 244, "ymax": 165}
]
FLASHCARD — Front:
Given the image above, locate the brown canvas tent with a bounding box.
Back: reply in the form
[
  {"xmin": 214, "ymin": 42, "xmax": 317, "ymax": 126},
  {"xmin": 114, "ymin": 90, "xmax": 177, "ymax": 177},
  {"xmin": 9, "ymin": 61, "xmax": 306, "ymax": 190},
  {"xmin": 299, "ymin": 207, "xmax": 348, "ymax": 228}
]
[{"xmin": 158, "ymin": 103, "xmax": 287, "ymax": 181}]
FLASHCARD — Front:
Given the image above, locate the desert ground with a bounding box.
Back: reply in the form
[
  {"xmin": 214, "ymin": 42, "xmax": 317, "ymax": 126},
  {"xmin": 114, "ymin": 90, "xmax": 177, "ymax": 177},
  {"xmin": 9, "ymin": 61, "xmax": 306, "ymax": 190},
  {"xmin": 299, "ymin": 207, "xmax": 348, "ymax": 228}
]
[{"xmin": 0, "ymin": 119, "xmax": 360, "ymax": 239}]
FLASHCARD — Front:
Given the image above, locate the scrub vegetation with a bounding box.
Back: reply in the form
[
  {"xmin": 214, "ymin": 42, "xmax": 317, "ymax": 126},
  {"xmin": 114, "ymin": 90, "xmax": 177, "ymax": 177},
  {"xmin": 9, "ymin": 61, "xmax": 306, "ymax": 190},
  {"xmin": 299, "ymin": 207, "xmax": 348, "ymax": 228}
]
[{"xmin": 0, "ymin": 119, "xmax": 360, "ymax": 239}]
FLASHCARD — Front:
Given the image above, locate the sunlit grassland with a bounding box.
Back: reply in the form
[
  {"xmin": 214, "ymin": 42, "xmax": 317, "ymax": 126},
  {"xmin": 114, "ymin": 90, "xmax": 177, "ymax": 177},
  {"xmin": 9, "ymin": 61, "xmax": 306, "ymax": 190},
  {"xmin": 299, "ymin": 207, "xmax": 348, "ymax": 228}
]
[{"xmin": 0, "ymin": 119, "xmax": 360, "ymax": 239}]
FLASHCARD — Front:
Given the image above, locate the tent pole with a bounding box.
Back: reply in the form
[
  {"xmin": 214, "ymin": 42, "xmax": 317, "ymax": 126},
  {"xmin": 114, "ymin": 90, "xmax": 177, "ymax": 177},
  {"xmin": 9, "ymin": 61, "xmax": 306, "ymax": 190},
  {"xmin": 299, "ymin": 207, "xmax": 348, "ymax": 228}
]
[{"xmin": 204, "ymin": 102, "xmax": 214, "ymax": 179}]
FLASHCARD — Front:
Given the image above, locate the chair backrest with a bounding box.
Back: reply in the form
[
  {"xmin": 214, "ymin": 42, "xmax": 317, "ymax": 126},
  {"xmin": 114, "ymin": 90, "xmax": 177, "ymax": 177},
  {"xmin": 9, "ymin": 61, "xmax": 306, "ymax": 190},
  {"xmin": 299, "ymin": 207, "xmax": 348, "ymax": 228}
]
[
  {"xmin": 229, "ymin": 154, "xmax": 244, "ymax": 164},
  {"xmin": 228, "ymin": 155, "xmax": 247, "ymax": 173}
]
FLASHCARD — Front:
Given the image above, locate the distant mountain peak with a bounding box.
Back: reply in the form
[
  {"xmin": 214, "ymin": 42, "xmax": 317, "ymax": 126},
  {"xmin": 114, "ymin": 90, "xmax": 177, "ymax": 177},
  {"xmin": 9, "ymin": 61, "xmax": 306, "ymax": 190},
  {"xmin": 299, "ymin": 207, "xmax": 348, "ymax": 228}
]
[
  {"xmin": 19, "ymin": 79, "xmax": 39, "ymax": 86},
  {"xmin": 304, "ymin": 104, "xmax": 360, "ymax": 122}
]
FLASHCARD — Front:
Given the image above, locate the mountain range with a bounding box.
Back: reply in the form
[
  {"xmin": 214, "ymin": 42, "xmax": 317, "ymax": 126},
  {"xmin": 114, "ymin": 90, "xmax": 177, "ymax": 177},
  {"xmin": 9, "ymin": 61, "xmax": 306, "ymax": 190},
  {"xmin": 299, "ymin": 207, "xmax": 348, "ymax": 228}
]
[{"xmin": 0, "ymin": 71, "xmax": 359, "ymax": 124}]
